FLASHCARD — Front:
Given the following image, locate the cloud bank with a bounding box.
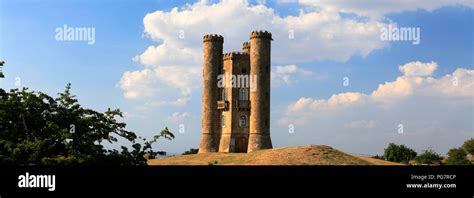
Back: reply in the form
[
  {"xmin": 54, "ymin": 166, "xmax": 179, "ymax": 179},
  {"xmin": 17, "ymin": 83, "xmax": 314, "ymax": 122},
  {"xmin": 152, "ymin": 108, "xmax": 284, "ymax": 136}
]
[
  {"xmin": 278, "ymin": 61, "xmax": 473, "ymax": 154},
  {"xmin": 118, "ymin": 0, "xmax": 388, "ymax": 105}
]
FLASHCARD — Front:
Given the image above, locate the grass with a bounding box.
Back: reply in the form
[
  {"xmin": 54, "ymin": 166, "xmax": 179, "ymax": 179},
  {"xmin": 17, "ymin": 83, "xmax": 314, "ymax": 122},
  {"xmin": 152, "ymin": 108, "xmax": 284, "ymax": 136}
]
[{"xmin": 148, "ymin": 145, "xmax": 403, "ymax": 166}]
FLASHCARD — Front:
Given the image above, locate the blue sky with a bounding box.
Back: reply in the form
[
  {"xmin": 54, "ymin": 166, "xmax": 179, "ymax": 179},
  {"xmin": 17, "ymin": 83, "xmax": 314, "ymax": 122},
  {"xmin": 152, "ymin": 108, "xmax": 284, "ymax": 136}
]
[{"xmin": 1, "ymin": 0, "xmax": 473, "ymax": 155}]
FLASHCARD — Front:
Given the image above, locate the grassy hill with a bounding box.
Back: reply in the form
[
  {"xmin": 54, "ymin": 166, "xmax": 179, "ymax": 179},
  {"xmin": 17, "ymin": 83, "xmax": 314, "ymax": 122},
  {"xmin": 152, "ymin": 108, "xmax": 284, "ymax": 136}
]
[{"xmin": 148, "ymin": 145, "xmax": 402, "ymax": 165}]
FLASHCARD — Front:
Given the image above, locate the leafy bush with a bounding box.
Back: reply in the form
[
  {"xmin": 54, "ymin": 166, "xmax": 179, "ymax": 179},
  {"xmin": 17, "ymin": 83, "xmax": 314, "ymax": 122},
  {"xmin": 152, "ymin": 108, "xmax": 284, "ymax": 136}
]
[
  {"xmin": 383, "ymin": 143, "xmax": 417, "ymax": 163},
  {"xmin": 414, "ymin": 149, "xmax": 441, "ymax": 165},
  {"xmin": 182, "ymin": 148, "xmax": 199, "ymax": 155},
  {"xmin": 0, "ymin": 60, "xmax": 4, "ymax": 78},
  {"xmin": 371, "ymin": 155, "xmax": 384, "ymax": 160},
  {"xmin": 445, "ymin": 148, "xmax": 471, "ymax": 165},
  {"xmin": 0, "ymin": 84, "xmax": 174, "ymax": 165},
  {"xmin": 462, "ymin": 138, "xmax": 474, "ymax": 156}
]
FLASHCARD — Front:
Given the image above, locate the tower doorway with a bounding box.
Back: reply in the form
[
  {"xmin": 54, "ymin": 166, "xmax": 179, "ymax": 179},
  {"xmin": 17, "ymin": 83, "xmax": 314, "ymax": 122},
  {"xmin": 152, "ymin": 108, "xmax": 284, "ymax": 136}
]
[{"xmin": 235, "ymin": 137, "xmax": 248, "ymax": 153}]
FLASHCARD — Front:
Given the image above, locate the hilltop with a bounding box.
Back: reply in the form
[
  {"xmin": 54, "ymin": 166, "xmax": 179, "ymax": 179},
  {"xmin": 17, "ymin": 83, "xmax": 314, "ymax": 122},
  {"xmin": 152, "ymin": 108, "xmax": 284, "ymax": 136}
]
[{"xmin": 148, "ymin": 145, "xmax": 402, "ymax": 165}]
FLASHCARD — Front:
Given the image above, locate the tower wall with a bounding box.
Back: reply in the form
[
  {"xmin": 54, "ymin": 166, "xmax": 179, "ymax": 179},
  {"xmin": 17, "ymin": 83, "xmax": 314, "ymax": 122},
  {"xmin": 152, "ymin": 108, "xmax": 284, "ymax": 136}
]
[
  {"xmin": 218, "ymin": 52, "xmax": 250, "ymax": 153},
  {"xmin": 248, "ymin": 30, "xmax": 273, "ymax": 152},
  {"xmin": 199, "ymin": 34, "xmax": 223, "ymax": 153}
]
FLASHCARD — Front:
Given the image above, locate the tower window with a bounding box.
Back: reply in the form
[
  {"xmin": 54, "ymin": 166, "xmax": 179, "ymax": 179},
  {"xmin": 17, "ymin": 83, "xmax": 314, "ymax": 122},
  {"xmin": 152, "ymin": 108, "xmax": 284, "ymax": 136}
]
[
  {"xmin": 239, "ymin": 115, "xmax": 247, "ymax": 127},
  {"xmin": 221, "ymin": 115, "xmax": 226, "ymax": 128},
  {"xmin": 222, "ymin": 88, "xmax": 228, "ymax": 101},
  {"xmin": 239, "ymin": 88, "xmax": 249, "ymax": 101}
]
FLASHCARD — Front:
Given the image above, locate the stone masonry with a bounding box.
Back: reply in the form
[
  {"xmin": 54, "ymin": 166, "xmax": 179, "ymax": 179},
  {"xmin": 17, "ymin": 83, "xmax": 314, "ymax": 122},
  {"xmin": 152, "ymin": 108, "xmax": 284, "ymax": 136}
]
[{"xmin": 199, "ymin": 30, "xmax": 273, "ymax": 153}]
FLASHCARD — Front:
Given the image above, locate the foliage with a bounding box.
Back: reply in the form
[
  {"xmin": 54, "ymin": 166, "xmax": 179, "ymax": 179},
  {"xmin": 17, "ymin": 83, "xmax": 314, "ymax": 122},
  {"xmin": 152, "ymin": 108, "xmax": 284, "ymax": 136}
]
[
  {"xmin": 414, "ymin": 149, "xmax": 441, "ymax": 165},
  {"xmin": 208, "ymin": 160, "xmax": 218, "ymax": 166},
  {"xmin": 0, "ymin": 60, "xmax": 4, "ymax": 78},
  {"xmin": 462, "ymin": 138, "xmax": 474, "ymax": 155},
  {"xmin": 371, "ymin": 155, "xmax": 384, "ymax": 160},
  {"xmin": 0, "ymin": 83, "xmax": 174, "ymax": 165},
  {"xmin": 445, "ymin": 148, "xmax": 471, "ymax": 165},
  {"xmin": 383, "ymin": 143, "xmax": 417, "ymax": 164},
  {"xmin": 182, "ymin": 148, "xmax": 199, "ymax": 155}
]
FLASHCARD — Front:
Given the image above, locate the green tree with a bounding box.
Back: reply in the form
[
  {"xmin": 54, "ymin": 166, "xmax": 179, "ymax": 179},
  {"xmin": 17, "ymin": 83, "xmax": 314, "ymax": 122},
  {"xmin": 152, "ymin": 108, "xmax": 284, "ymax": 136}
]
[
  {"xmin": 462, "ymin": 138, "xmax": 474, "ymax": 155},
  {"xmin": 445, "ymin": 148, "xmax": 471, "ymax": 165},
  {"xmin": 0, "ymin": 83, "xmax": 174, "ymax": 165},
  {"xmin": 414, "ymin": 149, "xmax": 441, "ymax": 165},
  {"xmin": 182, "ymin": 148, "xmax": 199, "ymax": 155},
  {"xmin": 383, "ymin": 143, "xmax": 417, "ymax": 163},
  {"xmin": 0, "ymin": 60, "xmax": 4, "ymax": 78},
  {"xmin": 384, "ymin": 143, "xmax": 400, "ymax": 162},
  {"xmin": 399, "ymin": 144, "xmax": 417, "ymax": 163},
  {"xmin": 371, "ymin": 155, "xmax": 384, "ymax": 160}
]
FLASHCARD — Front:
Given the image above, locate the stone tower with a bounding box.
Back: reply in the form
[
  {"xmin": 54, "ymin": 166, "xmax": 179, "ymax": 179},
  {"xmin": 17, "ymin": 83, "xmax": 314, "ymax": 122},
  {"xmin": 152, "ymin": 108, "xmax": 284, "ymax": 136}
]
[
  {"xmin": 199, "ymin": 34, "xmax": 223, "ymax": 153},
  {"xmin": 248, "ymin": 30, "xmax": 273, "ymax": 152},
  {"xmin": 199, "ymin": 31, "xmax": 272, "ymax": 153}
]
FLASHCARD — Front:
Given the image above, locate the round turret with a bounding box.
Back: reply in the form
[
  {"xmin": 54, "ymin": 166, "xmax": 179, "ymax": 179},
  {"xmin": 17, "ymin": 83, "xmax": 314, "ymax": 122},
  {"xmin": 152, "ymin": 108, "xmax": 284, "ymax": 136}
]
[{"xmin": 248, "ymin": 30, "xmax": 273, "ymax": 152}]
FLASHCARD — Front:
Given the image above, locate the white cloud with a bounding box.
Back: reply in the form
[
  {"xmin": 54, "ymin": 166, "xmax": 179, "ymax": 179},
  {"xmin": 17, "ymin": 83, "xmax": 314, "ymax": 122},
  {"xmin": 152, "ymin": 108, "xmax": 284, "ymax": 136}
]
[
  {"xmin": 398, "ymin": 61, "xmax": 437, "ymax": 76},
  {"xmin": 153, "ymin": 66, "xmax": 200, "ymax": 96},
  {"xmin": 278, "ymin": 61, "xmax": 473, "ymax": 154},
  {"xmin": 288, "ymin": 92, "xmax": 368, "ymax": 114},
  {"xmin": 275, "ymin": 64, "xmax": 312, "ymax": 75},
  {"xmin": 345, "ymin": 120, "xmax": 377, "ymax": 129},
  {"xmin": 141, "ymin": 0, "xmax": 387, "ymax": 63},
  {"xmin": 119, "ymin": 0, "xmax": 390, "ymax": 107},
  {"xmin": 123, "ymin": 111, "xmax": 146, "ymax": 119},
  {"xmin": 144, "ymin": 97, "xmax": 190, "ymax": 108},
  {"xmin": 117, "ymin": 66, "xmax": 199, "ymax": 104},
  {"xmin": 272, "ymin": 64, "xmax": 312, "ymax": 86},
  {"xmin": 167, "ymin": 112, "xmax": 191, "ymax": 123},
  {"xmin": 133, "ymin": 43, "xmax": 199, "ymax": 67},
  {"xmin": 296, "ymin": 0, "xmax": 474, "ymax": 19},
  {"xmin": 277, "ymin": 0, "xmax": 297, "ymax": 3},
  {"xmin": 118, "ymin": 43, "xmax": 200, "ymax": 104},
  {"xmin": 281, "ymin": 61, "xmax": 473, "ymax": 125},
  {"xmin": 433, "ymin": 68, "xmax": 474, "ymax": 97},
  {"xmin": 118, "ymin": 0, "xmax": 472, "ymax": 110},
  {"xmin": 117, "ymin": 69, "xmax": 159, "ymax": 99},
  {"xmin": 371, "ymin": 62, "xmax": 472, "ymax": 103}
]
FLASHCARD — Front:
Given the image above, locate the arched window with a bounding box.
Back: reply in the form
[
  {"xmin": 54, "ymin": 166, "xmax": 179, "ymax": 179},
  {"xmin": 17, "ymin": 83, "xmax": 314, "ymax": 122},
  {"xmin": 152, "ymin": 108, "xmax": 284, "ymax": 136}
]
[
  {"xmin": 222, "ymin": 88, "xmax": 228, "ymax": 100},
  {"xmin": 221, "ymin": 115, "xmax": 226, "ymax": 128},
  {"xmin": 239, "ymin": 88, "xmax": 248, "ymax": 100},
  {"xmin": 239, "ymin": 115, "xmax": 247, "ymax": 127}
]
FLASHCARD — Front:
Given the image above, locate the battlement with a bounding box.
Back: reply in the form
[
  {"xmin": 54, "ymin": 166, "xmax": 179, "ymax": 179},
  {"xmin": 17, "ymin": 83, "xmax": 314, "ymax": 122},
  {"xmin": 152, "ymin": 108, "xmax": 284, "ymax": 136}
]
[
  {"xmin": 203, "ymin": 34, "xmax": 224, "ymax": 43},
  {"xmin": 223, "ymin": 51, "xmax": 249, "ymax": 61},
  {"xmin": 242, "ymin": 42, "xmax": 250, "ymax": 50},
  {"xmin": 250, "ymin": 30, "xmax": 273, "ymax": 40}
]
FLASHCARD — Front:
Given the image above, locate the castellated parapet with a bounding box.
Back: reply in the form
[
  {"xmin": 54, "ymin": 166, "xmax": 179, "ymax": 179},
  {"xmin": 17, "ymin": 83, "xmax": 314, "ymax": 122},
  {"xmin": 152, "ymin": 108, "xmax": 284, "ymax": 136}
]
[
  {"xmin": 250, "ymin": 30, "xmax": 273, "ymax": 40},
  {"xmin": 199, "ymin": 31, "xmax": 273, "ymax": 153},
  {"xmin": 203, "ymin": 34, "xmax": 224, "ymax": 43},
  {"xmin": 223, "ymin": 52, "xmax": 249, "ymax": 60},
  {"xmin": 242, "ymin": 42, "xmax": 250, "ymax": 54}
]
